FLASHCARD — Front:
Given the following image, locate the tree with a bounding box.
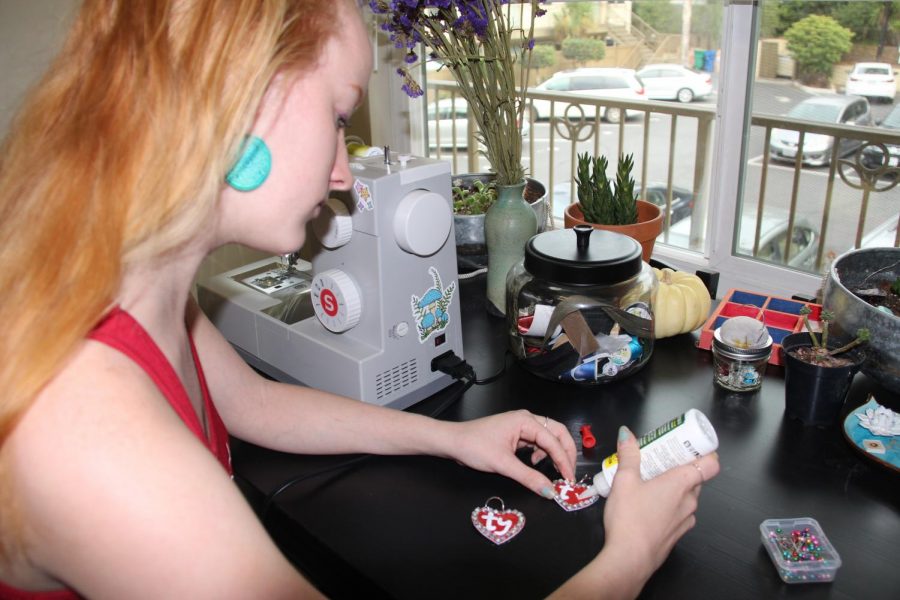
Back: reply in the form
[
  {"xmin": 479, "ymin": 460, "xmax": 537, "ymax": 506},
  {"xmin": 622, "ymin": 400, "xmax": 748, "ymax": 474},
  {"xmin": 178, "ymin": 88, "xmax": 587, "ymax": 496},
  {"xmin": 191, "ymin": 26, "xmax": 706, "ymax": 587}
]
[
  {"xmin": 693, "ymin": 2, "xmax": 723, "ymax": 50},
  {"xmin": 633, "ymin": 1, "xmax": 680, "ymax": 34},
  {"xmin": 784, "ymin": 15, "xmax": 853, "ymax": 86},
  {"xmin": 561, "ymin": 37, "xmax": 605, "ymax": 67},
  {"xmin": 773, "ymin": 1, "xmax": 899, "ymax": 44},
  {"xmin": 552, "ymin": 2, "xmax": 593, "ymax": 43}
]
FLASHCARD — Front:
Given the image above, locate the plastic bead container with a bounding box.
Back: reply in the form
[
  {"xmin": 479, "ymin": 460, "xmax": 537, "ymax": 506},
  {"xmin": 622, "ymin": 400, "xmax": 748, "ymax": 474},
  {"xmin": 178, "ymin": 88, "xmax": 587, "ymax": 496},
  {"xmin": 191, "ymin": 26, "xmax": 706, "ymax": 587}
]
[
  {"xmin": 760, "ymin": 517, "xmax": 841, "ymax": 584},
  {"xmin": 711, "ymin": 327, "xmax": 773, "ymax": 392},
  {"xmin": 506, "ymin": 226, "xmax": 656, "ymax": 385}
]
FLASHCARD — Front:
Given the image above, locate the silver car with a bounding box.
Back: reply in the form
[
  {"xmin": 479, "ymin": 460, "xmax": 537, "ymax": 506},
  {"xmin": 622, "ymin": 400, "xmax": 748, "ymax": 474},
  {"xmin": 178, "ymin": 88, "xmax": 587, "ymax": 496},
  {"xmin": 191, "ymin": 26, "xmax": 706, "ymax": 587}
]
[
  {"xmin": 665, "ymin": 212, "xmax": 821, "ymax": 271},
  {"xmin": 768, "ymin": 95, "xmax": 872, "ymax": 167}
]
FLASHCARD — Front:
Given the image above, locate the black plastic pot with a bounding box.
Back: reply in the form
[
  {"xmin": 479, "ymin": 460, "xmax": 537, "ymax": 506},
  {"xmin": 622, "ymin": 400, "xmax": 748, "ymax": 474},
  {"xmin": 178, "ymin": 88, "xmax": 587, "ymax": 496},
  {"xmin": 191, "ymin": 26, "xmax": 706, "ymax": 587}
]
[{"xmin": 782, "ymin": 332, "xmax": 865, "ymax": 427}]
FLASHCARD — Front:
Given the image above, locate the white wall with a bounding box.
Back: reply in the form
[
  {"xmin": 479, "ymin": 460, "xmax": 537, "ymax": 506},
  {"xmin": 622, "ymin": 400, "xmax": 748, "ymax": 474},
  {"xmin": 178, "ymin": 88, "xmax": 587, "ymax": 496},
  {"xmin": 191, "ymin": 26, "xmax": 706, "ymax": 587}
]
[{"xmin": 0, "ymin": 0, "xmax": 78, "ymax": 138}]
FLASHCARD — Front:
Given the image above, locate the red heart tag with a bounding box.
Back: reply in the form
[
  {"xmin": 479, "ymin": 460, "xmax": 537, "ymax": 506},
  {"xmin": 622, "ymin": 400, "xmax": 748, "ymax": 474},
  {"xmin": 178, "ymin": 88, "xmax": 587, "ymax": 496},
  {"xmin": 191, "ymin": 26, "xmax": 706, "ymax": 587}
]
[
  {"xmin": 471, "ymin": 505, "xmax": 526, "ymax": 545},
  {"xmin": 552, "ymin": 479, "xmax": 599, "ymax": 512}
]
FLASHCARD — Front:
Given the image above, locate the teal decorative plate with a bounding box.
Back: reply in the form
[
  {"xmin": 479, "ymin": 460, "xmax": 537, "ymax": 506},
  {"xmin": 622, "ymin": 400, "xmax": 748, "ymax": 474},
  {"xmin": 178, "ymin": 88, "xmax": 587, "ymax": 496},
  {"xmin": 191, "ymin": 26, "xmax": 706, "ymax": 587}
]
[{"xmin": 842, "ymin": 397, "xmax": 899, "ymax": 473}]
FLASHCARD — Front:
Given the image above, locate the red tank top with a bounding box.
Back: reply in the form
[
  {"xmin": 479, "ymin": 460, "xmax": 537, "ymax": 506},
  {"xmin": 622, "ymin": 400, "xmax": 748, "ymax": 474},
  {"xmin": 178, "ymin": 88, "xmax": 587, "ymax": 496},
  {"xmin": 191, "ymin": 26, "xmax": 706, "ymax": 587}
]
[
  {"xmin": 87, "ymin": 307, "xmax": 232, "ymax": 473},
  {"xmin": 0, "ymin": 307, "xmax": 231, "ymax": 599}
]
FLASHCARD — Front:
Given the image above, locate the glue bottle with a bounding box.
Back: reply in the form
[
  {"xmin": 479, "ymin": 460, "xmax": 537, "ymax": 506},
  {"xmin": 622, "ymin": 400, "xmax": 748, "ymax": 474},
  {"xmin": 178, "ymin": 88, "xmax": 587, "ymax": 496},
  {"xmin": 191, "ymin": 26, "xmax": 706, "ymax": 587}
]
[{"xmin": 581, "ymin": 408, "xmax": 718, "ymax": 499}]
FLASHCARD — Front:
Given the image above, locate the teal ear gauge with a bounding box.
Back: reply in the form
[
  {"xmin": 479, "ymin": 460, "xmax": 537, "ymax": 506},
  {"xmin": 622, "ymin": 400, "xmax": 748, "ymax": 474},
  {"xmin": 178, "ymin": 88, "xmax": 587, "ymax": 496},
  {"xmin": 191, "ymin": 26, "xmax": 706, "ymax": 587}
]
[{"xmin": 226, "ymin": 136, "xmax": 271, "ymax": 191}]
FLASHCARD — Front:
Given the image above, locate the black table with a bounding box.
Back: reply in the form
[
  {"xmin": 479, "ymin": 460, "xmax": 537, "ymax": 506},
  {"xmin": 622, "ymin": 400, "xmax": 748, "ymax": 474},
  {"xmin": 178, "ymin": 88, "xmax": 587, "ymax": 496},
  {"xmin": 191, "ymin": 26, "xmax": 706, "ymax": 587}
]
[{"xmin": 233, "ymin": 275, "xmax": 900, "ymax": 599}]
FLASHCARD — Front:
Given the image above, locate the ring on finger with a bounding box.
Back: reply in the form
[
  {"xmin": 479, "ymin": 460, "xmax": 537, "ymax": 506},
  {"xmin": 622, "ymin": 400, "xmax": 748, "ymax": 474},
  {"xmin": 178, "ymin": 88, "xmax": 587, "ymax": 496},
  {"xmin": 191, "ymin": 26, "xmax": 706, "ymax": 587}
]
[{"xmin": 691, "ymin": 462, "xmax": 704, "ymax": 483}]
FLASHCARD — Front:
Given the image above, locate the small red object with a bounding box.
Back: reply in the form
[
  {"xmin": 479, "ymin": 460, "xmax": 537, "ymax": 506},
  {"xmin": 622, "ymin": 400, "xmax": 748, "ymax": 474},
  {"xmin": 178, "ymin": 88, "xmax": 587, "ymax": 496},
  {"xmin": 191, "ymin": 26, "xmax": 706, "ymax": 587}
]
[{"xmin": 579, "ymin": 424, "xmax": 596, "ymax": 449}]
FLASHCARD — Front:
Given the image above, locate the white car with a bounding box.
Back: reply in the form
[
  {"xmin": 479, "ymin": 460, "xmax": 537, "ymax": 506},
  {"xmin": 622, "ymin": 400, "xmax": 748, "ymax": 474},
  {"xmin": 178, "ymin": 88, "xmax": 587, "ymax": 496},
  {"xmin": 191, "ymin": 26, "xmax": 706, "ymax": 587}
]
[
  {"xmin": 427, "ymin": 97, "xmax": 529, "ymax": 149},
  {"xmin": 636, "ymin": 64, "xmax": 713, "ymax": 103},
  {"xmin": 527, "ymin": 68, "xmax": 645, "ymax": 124},
  {"xmin": 845, "ymin": 62, "xmax": 896, "ymax": 103}
]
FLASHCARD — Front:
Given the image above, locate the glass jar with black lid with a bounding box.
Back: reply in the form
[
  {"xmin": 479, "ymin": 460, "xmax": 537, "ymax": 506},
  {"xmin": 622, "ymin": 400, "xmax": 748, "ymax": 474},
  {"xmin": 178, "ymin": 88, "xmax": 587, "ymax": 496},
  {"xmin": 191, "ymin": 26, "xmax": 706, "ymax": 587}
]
[{"xmin": 506, "ymin": 225, "xmax": 656, "ymax": 384}]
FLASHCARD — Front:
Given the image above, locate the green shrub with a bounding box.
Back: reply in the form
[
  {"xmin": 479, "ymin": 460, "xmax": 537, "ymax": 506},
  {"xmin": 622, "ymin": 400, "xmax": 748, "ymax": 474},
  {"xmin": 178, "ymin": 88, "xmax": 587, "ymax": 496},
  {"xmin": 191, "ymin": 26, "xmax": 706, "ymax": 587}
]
[
  {"xmin": 561, "ymin": 37, "xmax": 605, "ymax": 67},
  {"xmin": 530, "ymin": 44, "xmax": 557, "ymax": 70},
  {"xmin": 784, "ymin": 15, "xmax": 853, "ymax": 85}
]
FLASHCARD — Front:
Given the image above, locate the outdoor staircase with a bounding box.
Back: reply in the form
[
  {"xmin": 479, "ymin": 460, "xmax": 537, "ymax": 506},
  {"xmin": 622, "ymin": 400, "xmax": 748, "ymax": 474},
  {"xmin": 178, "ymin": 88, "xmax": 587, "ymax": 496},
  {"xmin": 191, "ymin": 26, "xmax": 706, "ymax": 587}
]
[{"xmin": 605, "ymin": 13, "xmax": 682, "ymax": 69}]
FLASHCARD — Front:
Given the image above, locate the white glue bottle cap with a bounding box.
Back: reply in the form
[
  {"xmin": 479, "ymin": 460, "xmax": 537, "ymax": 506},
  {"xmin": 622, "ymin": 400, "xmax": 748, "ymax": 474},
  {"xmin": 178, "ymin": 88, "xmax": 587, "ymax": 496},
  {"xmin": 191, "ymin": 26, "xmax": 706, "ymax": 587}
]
[{"xmin": 590, "ymin": 408, "xmax": 718, "ymax": 499}]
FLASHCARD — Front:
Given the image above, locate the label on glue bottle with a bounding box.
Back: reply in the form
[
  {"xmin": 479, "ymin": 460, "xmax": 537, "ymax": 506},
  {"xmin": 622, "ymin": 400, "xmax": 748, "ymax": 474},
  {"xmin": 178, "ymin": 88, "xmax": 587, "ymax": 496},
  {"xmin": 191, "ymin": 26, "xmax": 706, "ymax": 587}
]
[{"xmin": 590, "ymin": 408, "xmax": 718, "ymax": 498}]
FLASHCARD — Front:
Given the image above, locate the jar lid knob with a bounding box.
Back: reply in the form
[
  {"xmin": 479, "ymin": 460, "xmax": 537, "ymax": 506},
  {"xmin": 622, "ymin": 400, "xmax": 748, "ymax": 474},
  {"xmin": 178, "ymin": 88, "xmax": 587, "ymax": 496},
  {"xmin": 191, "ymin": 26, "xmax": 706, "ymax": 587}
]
[{"xmin": 574, "ymin": 225, "xmax": 592, "ymax": 252}]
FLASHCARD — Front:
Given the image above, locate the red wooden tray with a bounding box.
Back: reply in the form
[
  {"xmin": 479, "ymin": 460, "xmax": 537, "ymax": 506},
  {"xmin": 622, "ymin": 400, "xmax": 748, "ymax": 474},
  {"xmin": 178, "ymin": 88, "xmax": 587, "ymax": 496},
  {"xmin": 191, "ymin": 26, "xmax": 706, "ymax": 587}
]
[{"xmin": 697, "ymin": 288, "xmax": 822, "ymax": 366}]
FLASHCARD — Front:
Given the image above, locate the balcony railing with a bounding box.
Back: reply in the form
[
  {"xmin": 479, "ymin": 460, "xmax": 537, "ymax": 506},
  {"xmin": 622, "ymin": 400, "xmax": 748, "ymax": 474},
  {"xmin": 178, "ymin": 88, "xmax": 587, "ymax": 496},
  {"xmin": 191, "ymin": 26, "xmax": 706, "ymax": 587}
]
[{"xmin": 424, "ymin": 79, "xmax": 900, "ymax": 273}]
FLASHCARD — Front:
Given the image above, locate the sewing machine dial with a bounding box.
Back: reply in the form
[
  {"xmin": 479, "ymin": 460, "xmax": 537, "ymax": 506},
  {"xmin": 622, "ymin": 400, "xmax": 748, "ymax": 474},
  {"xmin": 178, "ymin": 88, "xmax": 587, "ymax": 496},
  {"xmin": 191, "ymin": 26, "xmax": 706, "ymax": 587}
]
[
  {"xmin": 311, "ymin": 269, "xmax": 362, "ymax": 332},
  {"xmin": 312, "ymin": 197, "xmax": 352, "ymax": 249}
]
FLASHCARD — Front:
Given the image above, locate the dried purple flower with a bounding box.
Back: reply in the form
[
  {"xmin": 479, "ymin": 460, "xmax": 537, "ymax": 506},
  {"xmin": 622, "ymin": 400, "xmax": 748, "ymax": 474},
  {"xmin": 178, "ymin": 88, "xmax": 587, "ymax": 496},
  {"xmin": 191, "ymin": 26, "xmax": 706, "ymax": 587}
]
[{"xmin": 367, "ymin": 1, "xmax": 547, "ymax": 185}]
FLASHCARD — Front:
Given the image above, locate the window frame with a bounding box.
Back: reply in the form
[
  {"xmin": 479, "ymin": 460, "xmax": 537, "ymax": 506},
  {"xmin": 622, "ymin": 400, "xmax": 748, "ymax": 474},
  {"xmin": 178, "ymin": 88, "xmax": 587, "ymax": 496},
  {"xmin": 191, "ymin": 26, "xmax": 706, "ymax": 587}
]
[
  {"xmin": 651, "ymin": 0, "xmax": 826, "ymax": 299},
  {"xmin": 367, "ymin": 0, "xmax": 831, "ymax": 300}
]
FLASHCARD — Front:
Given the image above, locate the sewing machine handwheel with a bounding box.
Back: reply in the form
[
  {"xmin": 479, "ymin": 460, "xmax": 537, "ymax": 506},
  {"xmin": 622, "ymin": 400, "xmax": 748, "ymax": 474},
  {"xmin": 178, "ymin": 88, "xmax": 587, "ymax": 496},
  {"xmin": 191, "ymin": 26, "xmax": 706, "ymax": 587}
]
[
  {"xmin": 311, "ymin": 269, "xmax": 362, "ymax": 333},
  {"xmin": 393, "ymin": 189, "xmax": 452, "ymax": 257}
]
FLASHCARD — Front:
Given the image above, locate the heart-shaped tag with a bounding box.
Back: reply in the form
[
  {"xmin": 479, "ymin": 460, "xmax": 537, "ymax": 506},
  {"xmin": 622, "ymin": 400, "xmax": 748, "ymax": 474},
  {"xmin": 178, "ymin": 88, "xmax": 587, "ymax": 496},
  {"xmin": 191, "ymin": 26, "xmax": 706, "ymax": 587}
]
[
  {"xmin": 552, "ymin": 479, "xmax": 599, "ymax": 512},
  {"xmin": 471, "ymin": 504, "xmax": 526, "ymax": 545}
]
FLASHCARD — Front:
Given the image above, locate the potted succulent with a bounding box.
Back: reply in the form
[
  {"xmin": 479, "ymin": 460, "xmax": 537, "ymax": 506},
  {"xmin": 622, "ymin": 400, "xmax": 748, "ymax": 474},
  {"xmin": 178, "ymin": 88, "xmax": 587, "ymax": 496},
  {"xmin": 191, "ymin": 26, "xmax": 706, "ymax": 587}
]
[
  {"xmin": 452, "ymin": 175, "xmax": 548, "ymax": 272},
  {"xmin": 564, "ymin": 152, "xmax": 663, "ymax": 262},
  {"xmin": 781, "ymin": 306, "xmax": 870, "ymax": 426},
  {"xmin": 368, "ymin": 1, "xmax": 546, "ymax": 315}
]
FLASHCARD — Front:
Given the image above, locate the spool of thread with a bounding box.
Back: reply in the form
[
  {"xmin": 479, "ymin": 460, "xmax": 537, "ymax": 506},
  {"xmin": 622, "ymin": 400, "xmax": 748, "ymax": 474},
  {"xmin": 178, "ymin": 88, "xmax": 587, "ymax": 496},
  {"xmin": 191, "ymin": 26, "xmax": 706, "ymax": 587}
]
[{"xmin": 346, "ymin": 142, "xmax": 383, "ymax": 157}]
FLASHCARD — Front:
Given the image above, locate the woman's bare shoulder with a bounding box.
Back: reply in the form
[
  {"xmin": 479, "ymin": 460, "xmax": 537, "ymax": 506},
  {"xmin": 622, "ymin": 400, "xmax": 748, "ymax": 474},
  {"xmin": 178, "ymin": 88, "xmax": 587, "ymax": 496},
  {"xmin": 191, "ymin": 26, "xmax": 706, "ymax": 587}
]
[
  {"xmin": 4, "ymin": 341, "xmax": 197, "ymax": 548},
  {"xmin": 10, "ymin": 339, "xmax": 179, "ymax": 459}
]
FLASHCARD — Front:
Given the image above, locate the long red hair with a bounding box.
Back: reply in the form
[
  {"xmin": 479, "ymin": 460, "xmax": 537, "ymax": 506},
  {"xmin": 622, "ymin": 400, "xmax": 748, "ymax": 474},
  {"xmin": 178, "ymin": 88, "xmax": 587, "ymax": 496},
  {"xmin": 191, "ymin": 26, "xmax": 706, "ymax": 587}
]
[{"xmin": 0, "ymin": 0, "xmax": 341, "ymax": 559}]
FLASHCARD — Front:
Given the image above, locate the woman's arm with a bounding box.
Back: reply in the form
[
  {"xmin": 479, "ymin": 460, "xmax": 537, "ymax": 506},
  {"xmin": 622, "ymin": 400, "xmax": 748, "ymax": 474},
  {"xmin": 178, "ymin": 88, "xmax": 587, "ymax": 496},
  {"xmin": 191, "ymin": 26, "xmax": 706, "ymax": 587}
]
[
  {"xmin": 7, "ymin": 338, "xmax": 322, "ymax": 599},
  {"xmin": 187, "ymin": 300, "xmax": 577, "ymax": 495}
]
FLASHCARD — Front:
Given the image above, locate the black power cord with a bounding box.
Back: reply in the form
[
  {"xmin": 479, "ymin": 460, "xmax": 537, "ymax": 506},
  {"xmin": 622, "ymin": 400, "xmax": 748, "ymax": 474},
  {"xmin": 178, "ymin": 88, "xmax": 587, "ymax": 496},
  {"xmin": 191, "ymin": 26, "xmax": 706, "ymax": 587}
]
[{"xmin": 259, "ymin": 351, "xmax": 499, "ymax": 526}]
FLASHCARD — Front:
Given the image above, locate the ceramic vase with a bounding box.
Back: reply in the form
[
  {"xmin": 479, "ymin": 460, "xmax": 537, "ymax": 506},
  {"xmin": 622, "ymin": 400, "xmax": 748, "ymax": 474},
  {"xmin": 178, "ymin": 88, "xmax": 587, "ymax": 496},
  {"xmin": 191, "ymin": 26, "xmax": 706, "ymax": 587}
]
[
  {"xmin": 485, "ymin": 180, "xmax": 537, "ymax": 316},
  {"xmin": 563, "ymin": 200, "xmax": 663, "ymax": 262},
  {"xmin": 453, "ymin": 174, "xmax": 548, "ymax": 273}
]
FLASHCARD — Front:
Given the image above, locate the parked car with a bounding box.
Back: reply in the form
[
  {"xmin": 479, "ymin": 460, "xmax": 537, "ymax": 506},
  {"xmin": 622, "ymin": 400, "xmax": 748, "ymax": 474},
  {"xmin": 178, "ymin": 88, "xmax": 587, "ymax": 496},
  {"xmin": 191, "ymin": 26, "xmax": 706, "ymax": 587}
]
[
  {"xmin": 640, "ymin": 182, "xmax": 695, "ymax": 224},
  {"xmin": 635, "ymin": 64, "xmax": 713, "ymax": 103},
  {"xmin": 527, "ymin": 68, "xmax": 645, "ymax": 124},
  {"xmin": 768, "ymin": 95, "xmax": 872, "ymax": 167},
  {"xmin": 550, "ymin": 181, "xmax": 694, "ymax": 224},
  {"xmin": 665, "ymin": 213, "xmax": 821, "ymax": 271},
  {"xmin": 844, "ymin": 62, "xmax": 896, "ymax": 103},
  {"xmin": 861, "ymin": 102, "xmax": 900, "ymax": 174},
  {"xmin": 427, "ymin": 97, "xmax": 529, "ymax": 149}
]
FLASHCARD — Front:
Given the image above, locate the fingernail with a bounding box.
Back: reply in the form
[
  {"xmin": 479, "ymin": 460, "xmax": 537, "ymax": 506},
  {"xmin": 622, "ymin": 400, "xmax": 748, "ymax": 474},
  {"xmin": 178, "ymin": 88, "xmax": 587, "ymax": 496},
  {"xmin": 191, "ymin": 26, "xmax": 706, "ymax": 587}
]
[
  {"xmin": 618, "ymin": 425, "xmax": 630, "ymax": 443},
  {"xmin": 541, "ymin": 486, "xmax": 555, "ymax": 499}
]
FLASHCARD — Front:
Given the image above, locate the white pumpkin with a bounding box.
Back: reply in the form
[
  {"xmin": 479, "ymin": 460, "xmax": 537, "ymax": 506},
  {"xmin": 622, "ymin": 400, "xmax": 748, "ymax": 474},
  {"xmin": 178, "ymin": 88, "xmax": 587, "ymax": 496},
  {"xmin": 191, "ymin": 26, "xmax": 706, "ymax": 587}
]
[{"xmin": 652, "ymin": 267, "xmax": 712, "ymax": 338}]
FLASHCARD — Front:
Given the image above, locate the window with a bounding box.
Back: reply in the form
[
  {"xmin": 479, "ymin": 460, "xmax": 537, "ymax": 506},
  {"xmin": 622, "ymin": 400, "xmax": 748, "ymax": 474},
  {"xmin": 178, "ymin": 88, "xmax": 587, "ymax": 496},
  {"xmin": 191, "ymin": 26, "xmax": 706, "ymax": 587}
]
[{"xmin": 368, "ymin": 0, "xmax": 899, "ymax": 299}]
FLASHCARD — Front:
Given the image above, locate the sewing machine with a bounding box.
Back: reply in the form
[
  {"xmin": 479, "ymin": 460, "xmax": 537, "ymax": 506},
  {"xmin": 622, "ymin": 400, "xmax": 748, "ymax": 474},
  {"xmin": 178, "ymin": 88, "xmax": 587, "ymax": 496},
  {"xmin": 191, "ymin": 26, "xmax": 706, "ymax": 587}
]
[{"xmin": 197, "ymin": 153, "xmax": 464, "ymax": 409}]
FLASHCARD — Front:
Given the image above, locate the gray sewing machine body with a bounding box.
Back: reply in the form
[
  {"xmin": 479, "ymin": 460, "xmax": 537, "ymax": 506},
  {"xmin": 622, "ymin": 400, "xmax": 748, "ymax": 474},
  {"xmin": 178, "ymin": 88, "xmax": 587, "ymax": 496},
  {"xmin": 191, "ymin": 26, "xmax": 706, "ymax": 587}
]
[{"xmin": 197, "ymin": 154, "xmax": 463, "ymax": 409}]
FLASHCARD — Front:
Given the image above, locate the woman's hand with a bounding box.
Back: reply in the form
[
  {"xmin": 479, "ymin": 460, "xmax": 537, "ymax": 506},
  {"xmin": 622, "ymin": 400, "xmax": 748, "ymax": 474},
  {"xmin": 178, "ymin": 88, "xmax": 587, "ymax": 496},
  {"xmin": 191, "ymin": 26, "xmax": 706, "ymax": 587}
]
[
  {"xmin": 446, "ymin": 410, "xmax": 578, "ymax": 498},
  {"xmin": 551, "ymin": 426, "xmax": 720, "ymax": 599},
  {"xmin": 602, "ymin": 426, "xmax": 721, "ymax": 587}
]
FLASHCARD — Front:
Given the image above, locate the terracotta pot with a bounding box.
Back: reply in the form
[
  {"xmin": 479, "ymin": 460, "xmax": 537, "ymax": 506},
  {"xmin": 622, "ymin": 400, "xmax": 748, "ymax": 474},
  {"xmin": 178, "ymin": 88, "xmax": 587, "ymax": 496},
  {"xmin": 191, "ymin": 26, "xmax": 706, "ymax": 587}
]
[{"xmin": 563, "ymin": 200, "xmax": 663, "ymax": 262}]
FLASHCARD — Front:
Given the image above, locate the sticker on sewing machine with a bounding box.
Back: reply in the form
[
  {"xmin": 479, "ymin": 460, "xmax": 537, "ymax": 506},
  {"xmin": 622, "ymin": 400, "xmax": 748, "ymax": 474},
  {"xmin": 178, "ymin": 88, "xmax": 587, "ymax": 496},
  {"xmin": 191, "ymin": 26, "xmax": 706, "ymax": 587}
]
[
  {"xmin": 410, "ymin": 267, "xmax": 456, "ymax": 343},
  {"xmin": 353, "ymin": 179, "xmax": 373, "ymax": 211}
]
